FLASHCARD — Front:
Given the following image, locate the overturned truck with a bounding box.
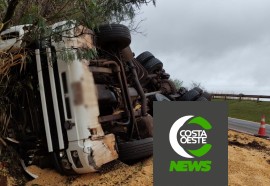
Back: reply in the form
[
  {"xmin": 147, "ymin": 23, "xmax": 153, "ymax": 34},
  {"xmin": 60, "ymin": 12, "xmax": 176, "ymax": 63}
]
[{"xmin": 0, "ymin": 21, "xmax": 211, "ymax": 174}]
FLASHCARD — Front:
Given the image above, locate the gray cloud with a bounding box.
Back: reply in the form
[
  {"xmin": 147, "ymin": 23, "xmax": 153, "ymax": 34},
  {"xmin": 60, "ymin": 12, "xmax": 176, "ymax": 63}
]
[{"xmin": 130, "ymin": 0, "xmax": 270, "ymax": 94}]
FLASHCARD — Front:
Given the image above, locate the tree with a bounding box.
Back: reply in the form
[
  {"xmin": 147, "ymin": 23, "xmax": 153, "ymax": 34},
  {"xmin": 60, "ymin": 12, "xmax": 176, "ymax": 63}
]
[
  {"xmin": 172, "ymin": 78, "xmax": 183, "ymax": 90},
  {"xmin": 0, "ymin": 0, "xmax": 156, "ymax": 33}
]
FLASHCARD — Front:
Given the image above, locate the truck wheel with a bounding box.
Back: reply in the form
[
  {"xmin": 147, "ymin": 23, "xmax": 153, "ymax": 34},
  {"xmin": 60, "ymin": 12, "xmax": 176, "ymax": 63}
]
[
  {"xmin": 193, "ymin": 87, "xmax": 203, "ymax": 94},
  {"xmin": 202, "ymin": 92, "xmax": 212, "ymax": 101},
  {"xmin": 117, "ymin": 138, "xmax": 153, "ymax": 163},
  {"xmin": 95, "ymin": 24, "xmax": 131, "ymax": 49},
  {"xmin": 136, "ymin": 51, "xmax": 155, "ymax": 65},
  {"xmin": 51, "ymin": 151, "xmax": 76, "ymax": 175},
  {"xmin": 143, "ymin": 57, "xmax": 163, "ymax": 74},
  {"xmin": 148, "ymin": 93, "xmax": 171, "ymax": 116},
  {"xmin": 196, "ymin": 96, "xmax": 208, "ymax": 101},
  {"xmin": 179, "ymin": 89, "xmax": 200, "ymax": 101},
  {"xmin": 178, "ymin": 87, "xmax": 188, "ymax": 96}
]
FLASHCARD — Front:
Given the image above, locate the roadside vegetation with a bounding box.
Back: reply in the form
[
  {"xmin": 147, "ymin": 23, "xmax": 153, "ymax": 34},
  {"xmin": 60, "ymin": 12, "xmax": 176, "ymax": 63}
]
[{"xmin": 214, "ymin": 99, "xmax": 270, "ymax": 123}]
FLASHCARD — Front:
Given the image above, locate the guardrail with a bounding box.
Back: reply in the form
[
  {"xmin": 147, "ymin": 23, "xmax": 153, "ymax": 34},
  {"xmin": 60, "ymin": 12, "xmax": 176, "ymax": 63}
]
[{"xmin": 212, "ymin": 93, "xmax": 270, "ymax": 102}]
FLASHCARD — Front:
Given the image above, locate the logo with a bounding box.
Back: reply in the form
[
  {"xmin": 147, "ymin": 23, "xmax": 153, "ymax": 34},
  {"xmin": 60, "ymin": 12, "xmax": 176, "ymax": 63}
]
[
  {"xmin": 169, "ymin": 115, "xmax": 212, "ymax": 158},
  {"xmin": 153, "ymin": 102, "xmax": 228, "ymax": 185},
  {"xmin": 169, "ymin": 115, "xmax": 212, "ymax": 172}
]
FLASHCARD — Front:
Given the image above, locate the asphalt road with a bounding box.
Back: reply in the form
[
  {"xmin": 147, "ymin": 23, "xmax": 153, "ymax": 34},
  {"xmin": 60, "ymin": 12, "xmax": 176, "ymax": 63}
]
[{"xmin": 228, "ymin": 117, "xmax": 270, "ymax": 135}]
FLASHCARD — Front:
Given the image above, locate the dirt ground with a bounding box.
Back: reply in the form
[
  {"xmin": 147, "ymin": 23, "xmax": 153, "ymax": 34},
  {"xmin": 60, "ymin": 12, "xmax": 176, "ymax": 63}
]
[
  {"xmin": 228, "ymin": 130, "xmax": 270, "ymax": 186},
  {"xmin": 26, "ymin": 158, "xmax": 153, "ymax": 186},
  {"xmin": 2, "ymin": 130, "xmax": 270, "ymax": 185}
]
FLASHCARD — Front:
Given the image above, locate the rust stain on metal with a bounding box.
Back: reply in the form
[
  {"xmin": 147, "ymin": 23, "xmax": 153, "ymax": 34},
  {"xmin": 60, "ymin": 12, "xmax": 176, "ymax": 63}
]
[
  {"xmin": 102, "ymin": 134, "xmax": 118, "ymax": 158},
  {"xmin": 121, "ymin": 46, "xmax": 134, "ymax": 61},
  {"xmin": 89, "ymin": 125, "xmax": 105, "ymax": 140},
  {"xmin": 64, "ymin": 25, "xmax": 94, "ymax": 50},
  {"xmin": 91, "ymin": 134, "xmax": 118, "ymax": 167},
  {"xmin": 89, "ymin": 66, "xmax": 112, "ymax": 74},
  {"xmin": 75, "ymin": 25, "xmax": 94, "ymax": 49}
]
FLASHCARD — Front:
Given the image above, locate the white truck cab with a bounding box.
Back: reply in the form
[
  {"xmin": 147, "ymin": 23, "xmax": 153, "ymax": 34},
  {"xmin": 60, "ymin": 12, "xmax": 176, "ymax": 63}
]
[{"xmin": 1, "ymin": 21, "xmax": 118, "ymax": 174}]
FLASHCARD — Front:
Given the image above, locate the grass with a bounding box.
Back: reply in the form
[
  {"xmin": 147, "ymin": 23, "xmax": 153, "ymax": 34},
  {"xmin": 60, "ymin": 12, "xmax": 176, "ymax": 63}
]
[{"xmin": 214, "ymin": 99, "xmax": 270, "ymax": 123}]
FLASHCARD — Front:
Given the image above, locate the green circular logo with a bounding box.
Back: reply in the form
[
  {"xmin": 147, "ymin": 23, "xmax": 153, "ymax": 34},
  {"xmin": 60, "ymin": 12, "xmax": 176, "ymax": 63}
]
[{"xmin": 169, "ymin": 115, "xmax": 212, "ymax": 158}]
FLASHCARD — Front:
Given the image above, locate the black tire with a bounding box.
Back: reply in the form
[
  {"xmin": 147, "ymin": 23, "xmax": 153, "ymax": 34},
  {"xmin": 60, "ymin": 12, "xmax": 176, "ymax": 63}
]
[
  {"xmin": 196, "ymin": 96, "xmax": 208, "ymax": 101},
  {"xmin": 143, "ymin": 57, "xmax": 163, "ymax": 74},
  {"xmin": 202, "ymin": 92, "xmax": 212, "ymax": 101},
  {"xmin": 51, "ymin": 152, "xmax": 76, "ymax": 175},
  {"xmin": 193, "ymin": 87, "xmax": 203, "ymax": 94},
  {"xmin": 180, "ymin": 89, "xmax": 200, "ymax": 101},
  {"xmin": 136, "ymin": 51, "xmax": 155, "ymax": 65},
  {"xmin": 178, "ymin": 87, "xmax": 188, "ymax": 96},
  {"xmin": 117, "ymin": 138, "xmax": 153, "ymax": 162},
  {"xmin": 95, "ymin": 24, "xmax": 131, "ymax": 49},
  {"xmin": 51, "ymin": 152, "xmax": 65, "ymax": 174},
  {"xmin": 148, "ymin": 93, "xmax": 171, "ymax": 116}
]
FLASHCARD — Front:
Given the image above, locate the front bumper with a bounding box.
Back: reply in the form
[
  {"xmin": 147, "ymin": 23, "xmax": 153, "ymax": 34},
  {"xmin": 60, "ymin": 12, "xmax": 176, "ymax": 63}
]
[{"xmin": 66, "ymin": 133, "xmax": 118, "ymax": 174}]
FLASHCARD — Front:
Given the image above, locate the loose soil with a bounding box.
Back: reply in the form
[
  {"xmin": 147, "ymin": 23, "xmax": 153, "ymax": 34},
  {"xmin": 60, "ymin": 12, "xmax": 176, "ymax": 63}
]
[
  {"xmin": 26, "ymin": 158, "xmax": 153, "ymax": 186},
  {"xmin": 1, "ymin": 130, "xmax": 270, "ymax": 185},
  {"xmin": 228, "ymin": 130, "xmax": 270, "ymax": 186}
]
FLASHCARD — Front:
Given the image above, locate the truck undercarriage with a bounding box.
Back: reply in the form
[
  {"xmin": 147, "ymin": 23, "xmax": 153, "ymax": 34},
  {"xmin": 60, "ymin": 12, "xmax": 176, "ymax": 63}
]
[{"xmin": 0, "ymin": 21, "xmax": 211, "ymax": 175}]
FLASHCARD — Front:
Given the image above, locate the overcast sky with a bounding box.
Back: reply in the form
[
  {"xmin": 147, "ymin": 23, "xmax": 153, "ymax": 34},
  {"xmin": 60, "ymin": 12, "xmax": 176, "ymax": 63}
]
[{"xmin": 130, "ymin": 0, "xmax": 270, "ymax": 95}]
